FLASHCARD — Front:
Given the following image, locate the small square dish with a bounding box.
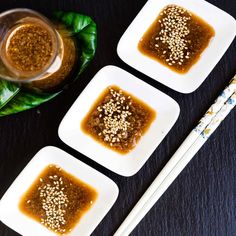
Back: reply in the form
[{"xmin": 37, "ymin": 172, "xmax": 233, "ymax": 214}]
[
  {"xmin": 117, "ymin": 0, "xmax": 236, "ymax": 93},
  {"xmin": 58, "ymin": 65, "xmax": 180, "ymax": 176},
  {"xmin": 0, "ymin": 146, "xmax": 119, "ymax": 236}
]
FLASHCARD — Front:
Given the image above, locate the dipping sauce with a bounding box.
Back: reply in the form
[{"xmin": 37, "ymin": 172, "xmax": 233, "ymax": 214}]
[
  {"xmin": 19, "ymin": 165, "xmax": 97, "ymax": 235},
  {"xmin": 6, "ymin": 24, "xmax": 53, "ymax": 73},
  {"xmin": 138, "ymin": 5, "xmax": 215, "ymax": 74},
  {"xmin": 0, "ymin": 15, "xmax": 77, "ymax": 91},
  {"xmin": 30, "ymin": 28, "xmax": 77, "ymax": 91},
  {"xmin": 81, "ymin": 86, "xmax": 156, "ymax": 154},
  {"xmin": 3, "ymin": 20, "xmax": 57, "ymax": 78}
]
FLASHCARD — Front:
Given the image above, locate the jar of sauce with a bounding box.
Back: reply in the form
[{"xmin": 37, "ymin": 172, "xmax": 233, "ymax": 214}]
[{"xmin": 0, "ymin": 9, "xmax": 77, "ymax": 91}]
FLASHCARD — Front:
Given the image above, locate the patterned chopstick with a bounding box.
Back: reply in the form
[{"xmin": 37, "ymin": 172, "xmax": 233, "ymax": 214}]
[
  {"xmin": 194, "ymin": 75, "xmax": 236, "ymax": 137},
  {"xmin": 114, "ymin": 75, "xmax": 236, "ymax": 236}
]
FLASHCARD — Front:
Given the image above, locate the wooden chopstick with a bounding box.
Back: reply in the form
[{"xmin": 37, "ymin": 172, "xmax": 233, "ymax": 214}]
[{"xmin": 114, "ymin": 76, "xmax": 236, "ymax": 236}]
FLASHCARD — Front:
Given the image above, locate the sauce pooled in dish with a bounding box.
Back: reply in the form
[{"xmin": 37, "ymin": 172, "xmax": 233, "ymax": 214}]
[
  {"xmin": 19, "ymin": 165, "xmax": 97, "ymax": 235},
  {"xmin": 138, "ymin": 4, "xmax": 215, "ymax": 74},
  {"xmin": 81, "ymin": 85, "xmax": 156, "ymax": 154}
]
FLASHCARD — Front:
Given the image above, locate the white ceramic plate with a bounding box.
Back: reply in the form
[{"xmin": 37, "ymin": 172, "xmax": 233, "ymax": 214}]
[
  {"xmin": 58, "ymin": 65, "xmax": 180, "ymax": 176},
  {"xmin": 0, "ymin": 146, "xmax": 119, "ymax": 236},
  {"xmin": 117, "ymin": 0, "xmax": 236, "ymax": 93}
]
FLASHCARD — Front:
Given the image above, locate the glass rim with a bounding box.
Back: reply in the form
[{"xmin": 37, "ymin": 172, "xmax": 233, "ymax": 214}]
[{"xmin": 0, "ymin": 8, "xmax": 60, "ymax": 83}]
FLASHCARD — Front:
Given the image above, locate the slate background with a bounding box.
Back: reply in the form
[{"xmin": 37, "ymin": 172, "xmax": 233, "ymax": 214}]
[{"xmin": 0, "ymin": 0, "xmax": 235, "ymax": 236}]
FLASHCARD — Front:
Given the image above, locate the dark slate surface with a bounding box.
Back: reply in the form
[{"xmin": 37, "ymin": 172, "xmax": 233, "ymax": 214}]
[{"xmin": 0, "ymin": 1, "xmax": 235, "ymax": 236}]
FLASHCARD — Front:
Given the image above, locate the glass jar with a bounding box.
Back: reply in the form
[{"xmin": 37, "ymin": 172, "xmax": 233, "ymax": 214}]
[{"xmin": 0, "ymin": 8, "xmax": 77, "ymax": 91}]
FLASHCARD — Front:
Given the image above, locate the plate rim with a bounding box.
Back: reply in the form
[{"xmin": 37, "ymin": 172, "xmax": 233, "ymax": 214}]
[
  {"xmin": 117, "ymin": 0, "xmax": 236, "ymax": 93},
  {"xmin": 0, "ymin": 146, "xmax": 119, "ymax": 236},
  {"xmin": 58, "ymin": 65, "xmax": 180, "ymax": 176}
]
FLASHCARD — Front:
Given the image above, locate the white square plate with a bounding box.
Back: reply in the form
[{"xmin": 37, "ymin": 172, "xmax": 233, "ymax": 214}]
[
  {"xmin": 0, "ymin": 146, "xmax": 119, "ymax": 236},
  {"xmin": 117, "ymin": 0, "xmax": 236, "ymax": 93},
  {"xmin": 58, "ymin": 65, "xmax": 180, "ymax": 176}
]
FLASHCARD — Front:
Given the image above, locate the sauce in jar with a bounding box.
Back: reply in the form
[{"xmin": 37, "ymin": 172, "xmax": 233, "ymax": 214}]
[{"xmin": 0, "ymin": 11, "xmax": 77, "ymax": 91}]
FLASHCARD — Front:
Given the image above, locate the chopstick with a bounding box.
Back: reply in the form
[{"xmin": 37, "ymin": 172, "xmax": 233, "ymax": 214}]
[{"xmin": 114, "ymin": 76, "xmax": 236, "ymax": 236}]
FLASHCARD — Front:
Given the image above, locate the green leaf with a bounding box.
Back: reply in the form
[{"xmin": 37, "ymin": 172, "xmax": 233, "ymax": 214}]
[
  {"xmin": 0, "ymin": 90, "xmax": 59, "ymax": 116},
  {"xmin": 54, "ymin": 11, "xmax": 97, "ymax": 76},
  {"xmin": 0, "ymin": 11, "xmax": 97, "ymax": 117},
  {"xmin": 0, "ymin": 80, "xmax": 20, "ymax": 109}
]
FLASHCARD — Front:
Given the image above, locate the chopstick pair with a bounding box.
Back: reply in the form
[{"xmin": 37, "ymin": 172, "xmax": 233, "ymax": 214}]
[{"xmin": 114, "ymin": 75, "xmax": 236, "ymax": 236}]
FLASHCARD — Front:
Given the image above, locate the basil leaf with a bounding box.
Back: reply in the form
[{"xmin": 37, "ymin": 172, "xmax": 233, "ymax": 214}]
[{"xmin": 0, "ymin": 11, "xmax": 97, "ymax": 117}]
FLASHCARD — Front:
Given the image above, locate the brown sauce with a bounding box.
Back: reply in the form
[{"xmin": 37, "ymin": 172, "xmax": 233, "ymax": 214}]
[
  {"xmin": 138, "ymin": 5, "xmax": 215, "ymax": 74},
  {"xmin": 1, "ymin": 18, "xmax": 77, "ymax": 91},
  {"xmin": 3, "ymin": 21, "xmax": 56, "ymax": 77},
  {"xmin": 19, "ymin": 165, "xmax": 98, "ymax": 235},
  {"xmin": 30, "ymin": 28, "xmax": 77, "ymax": 91},
  {"xmin": 81, "ymin": 85, "xmax": 156, "ymax": 154}
]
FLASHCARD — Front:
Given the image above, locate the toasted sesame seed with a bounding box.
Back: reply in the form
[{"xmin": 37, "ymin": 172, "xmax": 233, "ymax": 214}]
[
  {"xmin": 95, "ymin": 87, "xmax": 133, "ymax": 145},
  {"xmin": 38, "ymin": 174, "xmax": 69, "ymax": 234},
  {"xmin": 154, "ymin": 5, "xmax": 192, "ymax": 66}
]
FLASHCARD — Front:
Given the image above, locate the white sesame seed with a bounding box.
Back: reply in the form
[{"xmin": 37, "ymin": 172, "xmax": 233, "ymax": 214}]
[{"xmin": 154, "ymin": 5, "xmax": 192, "ymax": 66}]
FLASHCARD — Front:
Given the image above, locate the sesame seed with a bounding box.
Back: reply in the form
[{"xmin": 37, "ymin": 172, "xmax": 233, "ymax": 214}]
[
  {"xmin": 39, "ymin": 174, "xmax": 69, "ymax": 234},
  {"xmin": 154, "ymin": 5, "xmax": 192, "ymax": 66},
  {"xmin": 95, "ymin": 87, "xmax": 133, "ymax": 145}
]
